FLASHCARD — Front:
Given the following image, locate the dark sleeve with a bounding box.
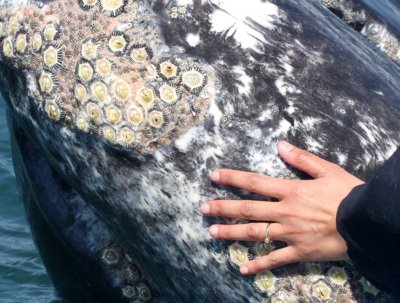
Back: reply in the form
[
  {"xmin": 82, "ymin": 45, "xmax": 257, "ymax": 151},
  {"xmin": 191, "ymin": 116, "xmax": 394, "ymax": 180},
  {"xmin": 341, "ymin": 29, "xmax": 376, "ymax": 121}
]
[{"xmin": 337, "ymin": 147, "xmax": 400, "ymax": 296}]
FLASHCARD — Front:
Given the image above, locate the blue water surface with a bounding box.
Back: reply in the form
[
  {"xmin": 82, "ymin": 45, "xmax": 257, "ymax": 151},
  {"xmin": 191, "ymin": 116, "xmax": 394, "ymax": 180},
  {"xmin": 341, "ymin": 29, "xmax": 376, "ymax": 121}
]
[{"xmin": 0, "ymin": 96, "xmax": 55, "ymax": 302}]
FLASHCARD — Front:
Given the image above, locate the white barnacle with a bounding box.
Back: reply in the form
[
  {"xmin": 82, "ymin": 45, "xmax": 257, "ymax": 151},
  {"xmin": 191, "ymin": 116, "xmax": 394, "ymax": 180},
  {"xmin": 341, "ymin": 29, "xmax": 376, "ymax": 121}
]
[
  {"xmin": 127, "ymin": 106, "xmax": 144, "ymax": 126},
  {"xmin": 130, "ymin": 46, "xmax": 151, "ymax": 64},
  {"xmin": 112, "ymin": 79, "xmax": 130, "ymax": 102},
  {"xmin": 44, "ymin": 99, "xmax": 63, "ymax": 121},
  {"xmin": 122, "ymin": 285, "xmax": 136, "ymax": 298},
  {"xmin": 104, "ymin": 104, "xmax": 122, "ymax": 124},
  {"xmin": 39, "ymin": 71, "xmax": 57, "ymax": 94},
  {"xmin": 100, "ymin": 0, "xmax": 127, "ymax": 17},
  {"xmin": 137, "ymin": 87, "xmax": 155, "ymax": 109},
  {"xmin": 159, "ymin": 84, "xmax": 178, "ymax": 104},
  {"xmin": 43, "ymin": 45, "xmax": 63, "ymax": 70},
  {"xmin": 254, "ymin": 270, "xmax": 276, "ymax": 294},
  {"xmin": 108, "ymin": 31, "xmax": 128, "ymax": 55},
  {"xmin": 0, "ymin": 22, "xmax": 4, "ymax": 37},
  {"xmin": 119, "ymin": 126, "xmax": 135, "ymax": 145},
  {"xmin": 32, "ymin": 32, "xmax": 43, "ymax": 52},
  {"xmin": 75, "ymin": 83, "xmax": 88, "ymax": 103},
  {"xmin": 311, "ymin": 280, "xmax": 332, "ymax": 301},
  {"xmin": 2, "ymin": 37, "xmax": 14, "ymax": 58},
  {"xmin": 96, "ymin": 58, "xmax": 112, "ymax": 77},
  {"xmin": 91, "ymin": 81, "xmax": 108, "ymax": 102},
  {"xmin": 101, "ymin": 125, "xmax": 117, "ymax": 142},
  {"xmin": 86, "ymin": 102, "xmax": 102, "ymax": 123},
  {"xmin": 327, "ymin": 266, "xmax": 348, "ymax": 286},
  {"xmin": 15, "ymin": 33, "xmax": 27, "ymax": 54},
  {"xmin": 148, "ymin": 111, "xmax": 165, "ymax": 129},
  {"xmin": 137, "ymin": 283, "xmax": 152, "ymax": 302},
  {"xmin": 43, "ymin": 22, "xmax": 59, "ymax": 41},
  {"xmin": 228, "ymin": 242, "xmax": 249, "ymax": 266},
  {"xmin": 78, "ymin": 0, "xmax": 98, "ymax": 10},
  {"xmin": 102, "ymin": 248, "xmax": 119, "ymax": 265},
  {"xmin": 182, "ymin": 68, "xmax": 206, "ymax": 93},
  {"xmin": 8, "ymin": 16, "xmax": 20, "ymax": 35},
  {"xmin": 158, "ymin": 59, "xmax": 179, "ymax": 80},
  {"xmin": 81, "ymin": 39, "xmax": 98, "ymax": 60},
  {"xmin": 78, "ymin": 62, "xmax": 94, "ymax": 82},
  {"xmin": 75, "ymin": 114, "xmax": 90, "ymax": 132}
]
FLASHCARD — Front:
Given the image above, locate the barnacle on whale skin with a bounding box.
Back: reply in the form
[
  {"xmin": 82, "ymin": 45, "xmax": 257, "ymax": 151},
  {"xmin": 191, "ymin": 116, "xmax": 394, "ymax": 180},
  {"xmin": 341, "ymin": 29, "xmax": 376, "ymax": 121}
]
[
  {"xmin": 112, "ymin": 79, "xmax": 130, "ymax": 103},
  {"xmin": 310, "ymin": 279, "xmax": 333, "ymax": 301},
  {"xmin": 100, "ymin": 0, "xmax": 127, "ymax": 17},
  {"xmin": 228, "ymin": 242, "xmax": 249, "ymax": 266},
  {"xmin": 0, "ymin": 0, "xmax": 216, "ymax": 153},
  {"xmin": 104, "ymin": 104, "xmax": 123, "ymax": 125},
  {"xmin": 75, "ymin": 83, "xmax": 88, "ymax": 104},
  {"xmin": 32, "ymin": 31, "xmax": 43, "ymax": 52},
  {"xmin": 327, "ymin": 266, "xmax": 348, "ymax": 286},
  {"xmin": 78, "ymin": 0, "xmax": 99, "ymax": 11},
  {"xmin": 254, "ymin": 270, "xmax": 277, "ymax": 294},
  {"xmin": 2, "ymin": 37, "xmax": 15, "ymax": 58},
  {"xmin": 43, "ymin": 45, "xmax": 63, "ymax": 70},
  {"xmin": 44, "ymin": 98, "xmax": 65, "ymax": 121},
  {"xmin": 96, "ymin": 58, "xmax": 113, "ymax": 78},
  {"xmin": 77, "ymin": 60, "xmax": 94, "ymax": 82},
  {"xmin": 38, "ymin": 71, "xmax": 59, "ymax": 95},
  {"xmin": 91, "ymin": 80, "xmax": 109, "ymax": 102},
  {"xmin": 15, "ymin": 32, "xmax": 28, "ymax": 54},
  {"xmin": 81, "ymin": 39, "xmax": 99, "ymax": 60},
  {"xmin": 43, "ymin": 22, "xmax": 60, "ymax": 41}
]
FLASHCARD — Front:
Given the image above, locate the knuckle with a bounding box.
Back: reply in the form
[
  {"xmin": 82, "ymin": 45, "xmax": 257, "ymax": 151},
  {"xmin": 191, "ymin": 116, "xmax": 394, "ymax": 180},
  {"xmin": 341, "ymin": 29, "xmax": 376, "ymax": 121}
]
[
  {"xmin": 246, "ymin": 224, "xmax": 260, "ymax": 241},
  {"xmin": 247, "ymin": 174, "xmax": 261, "ymax": 192},
  {"xmin": 296, "ymin": 150, "xmax": 309, "ymax": 165},
  {"xmin": 240, "ymin": 202, "xmax": 254, "ymax": 219},
  {"xmin": 268, "ymin": 255, "xmax": 281, "ymax": 268},
  {"xmin": 209, "ymin": 201, "xmax": 221, "ymax": 215}
]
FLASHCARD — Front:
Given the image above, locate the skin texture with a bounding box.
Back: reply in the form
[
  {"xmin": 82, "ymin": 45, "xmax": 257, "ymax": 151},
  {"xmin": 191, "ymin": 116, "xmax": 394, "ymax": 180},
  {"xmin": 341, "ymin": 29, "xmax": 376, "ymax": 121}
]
[{"xmin": 201, "ymin": 141, "xmax": 364, "ymax": 275}]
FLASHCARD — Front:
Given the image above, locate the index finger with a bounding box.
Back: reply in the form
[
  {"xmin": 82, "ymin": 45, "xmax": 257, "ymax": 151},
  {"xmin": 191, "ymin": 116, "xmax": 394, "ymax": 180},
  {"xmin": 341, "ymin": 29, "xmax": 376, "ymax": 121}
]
[{"xmin": 210, "ymin": 169, "xmax": 295, "ymax": 200}]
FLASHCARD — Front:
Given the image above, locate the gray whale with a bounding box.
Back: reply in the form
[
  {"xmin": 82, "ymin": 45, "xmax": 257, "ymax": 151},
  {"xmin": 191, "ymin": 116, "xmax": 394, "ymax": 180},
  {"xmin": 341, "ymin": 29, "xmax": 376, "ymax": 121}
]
[{"xmin": 1, "ymin": 0, "xmax": 400, "ymax": 302}]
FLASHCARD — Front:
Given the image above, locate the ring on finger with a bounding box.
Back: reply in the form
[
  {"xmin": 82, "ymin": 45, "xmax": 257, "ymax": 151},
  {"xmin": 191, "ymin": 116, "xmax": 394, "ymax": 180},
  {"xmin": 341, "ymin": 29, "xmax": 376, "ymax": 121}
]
[{"xmin": 264, "ymin": 223, "xmax": 273, "ymax": 244}]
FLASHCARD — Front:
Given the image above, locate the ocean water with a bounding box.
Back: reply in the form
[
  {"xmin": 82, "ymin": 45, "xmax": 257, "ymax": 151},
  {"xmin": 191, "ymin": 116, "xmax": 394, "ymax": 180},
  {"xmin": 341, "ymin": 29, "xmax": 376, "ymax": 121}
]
[{"xmin": 0, "ymin": 96, "xmax": 55, "ymax": 302}]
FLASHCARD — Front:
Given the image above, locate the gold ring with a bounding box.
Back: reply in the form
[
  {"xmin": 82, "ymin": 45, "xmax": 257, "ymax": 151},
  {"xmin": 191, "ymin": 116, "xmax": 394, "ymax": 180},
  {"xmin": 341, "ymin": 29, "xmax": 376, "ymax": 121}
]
[{"xmin": 264, "ymin": 223, "xmax": 272, "ymax": 244}]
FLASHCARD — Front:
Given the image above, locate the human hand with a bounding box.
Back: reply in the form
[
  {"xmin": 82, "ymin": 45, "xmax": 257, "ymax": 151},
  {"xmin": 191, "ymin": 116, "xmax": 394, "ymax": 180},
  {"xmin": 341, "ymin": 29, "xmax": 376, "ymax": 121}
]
[{"xmin": 200, "ymin": 141, "xmax": 364, "ymax": 275}]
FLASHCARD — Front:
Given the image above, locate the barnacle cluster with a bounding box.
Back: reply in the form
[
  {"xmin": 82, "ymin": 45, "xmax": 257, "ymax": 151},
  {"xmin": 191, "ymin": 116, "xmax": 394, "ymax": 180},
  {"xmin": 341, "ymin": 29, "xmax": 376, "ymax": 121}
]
[
  {"xmin": 0, "ymin": 0, "xmax": 215, "ymax": 153},
  {"xmin": 100, "ymin": 243, "xmax": 153, "ymax": 302}
]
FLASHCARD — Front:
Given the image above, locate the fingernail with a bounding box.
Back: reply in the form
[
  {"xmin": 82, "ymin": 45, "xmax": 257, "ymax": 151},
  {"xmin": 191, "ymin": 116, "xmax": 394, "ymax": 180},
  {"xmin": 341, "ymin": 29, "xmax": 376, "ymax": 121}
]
[
  {"xmin": 240, "ymin": 266, "xmax": 249, "ymax": 274},
  {"xmin": 210, "ymin": 171, "xmax": 220, "ymax": 182},
  {"xmin": 200, "ymin": 203, "xmax": 210, "ymax": 215},
  {"xmin": 209, "ymin": 225, "xmax": 218, "ymax": 237},
  {"xmin": 278, "ymin": 141, "xmax": 294, "ymax": 153}
]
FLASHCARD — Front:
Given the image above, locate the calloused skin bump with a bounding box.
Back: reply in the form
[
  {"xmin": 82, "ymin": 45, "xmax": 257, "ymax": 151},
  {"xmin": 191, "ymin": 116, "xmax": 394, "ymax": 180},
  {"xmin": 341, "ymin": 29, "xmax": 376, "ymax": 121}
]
[{"xmin": 202, "ymin": 141, "xmax": 364, "ymax": 275}]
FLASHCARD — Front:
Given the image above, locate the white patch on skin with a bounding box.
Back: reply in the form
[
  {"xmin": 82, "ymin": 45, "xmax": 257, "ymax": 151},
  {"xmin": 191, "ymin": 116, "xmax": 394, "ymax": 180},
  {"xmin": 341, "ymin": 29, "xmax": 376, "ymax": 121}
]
[
  {"xmin": 186, "ymin": 33, "xmax": 200, "ymax": 47},
  {"xmin": 337, "ymin": 153, "xmax": 347, "ymax": 166},
  {"xmin": 174, "ymin": 126, "xmax": 201, "ymax": 152},
  {"xmin": 233, "ymin": 66, "xmax": 252, "ymax": 95},
  {"xmin": 175, "ymin": 0, "xmax": 195, "ymax": 6},
  {"xmin": 305, "ymin": 136, "xmax": 323, "ymax": 153},
  {"xmin": 209, "ymin": 0, "xmax": 280, "ymax": 49},
  {"xmin": 275, "ymin": 77, "xmax": 300, "ymax": 96},
  {"xmin": 258, "ymin": 109, "xmax": 272, "ymax": 122}
]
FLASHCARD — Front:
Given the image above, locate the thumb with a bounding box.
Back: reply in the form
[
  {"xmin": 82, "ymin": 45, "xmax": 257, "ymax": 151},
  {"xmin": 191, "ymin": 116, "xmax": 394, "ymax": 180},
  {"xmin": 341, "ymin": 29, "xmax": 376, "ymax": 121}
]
[{"xmin": 277, "ymin": 141, "xmax": 335, "ymax": 178}]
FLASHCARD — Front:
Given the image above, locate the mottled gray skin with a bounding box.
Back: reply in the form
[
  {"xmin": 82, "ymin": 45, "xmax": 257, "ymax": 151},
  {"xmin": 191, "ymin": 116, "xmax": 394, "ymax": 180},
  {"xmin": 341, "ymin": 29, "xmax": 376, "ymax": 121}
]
[{"xmin": 1, "ymin": 0, "xmax": 400, "ymax": 302}]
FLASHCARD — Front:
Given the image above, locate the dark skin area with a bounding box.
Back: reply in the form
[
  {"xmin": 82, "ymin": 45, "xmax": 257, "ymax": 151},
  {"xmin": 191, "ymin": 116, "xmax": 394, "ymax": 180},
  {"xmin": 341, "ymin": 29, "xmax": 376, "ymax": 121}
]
[{"xmin": 201, "ymin": 141, "xmax": 364, "ymax": 275}]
